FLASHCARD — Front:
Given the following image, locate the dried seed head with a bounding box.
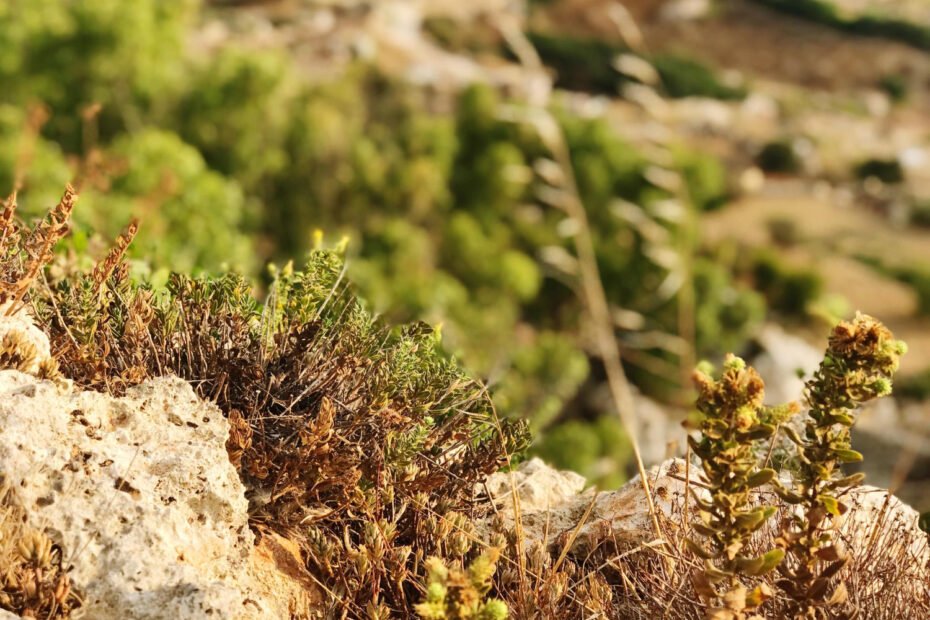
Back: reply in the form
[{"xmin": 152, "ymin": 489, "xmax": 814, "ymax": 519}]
[{"xmin": 16, "ymin": 530, "xmax": 53, "ymax": 569}]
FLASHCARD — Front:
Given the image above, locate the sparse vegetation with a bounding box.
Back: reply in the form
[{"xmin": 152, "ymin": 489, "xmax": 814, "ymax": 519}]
[
  {"xmin": 879, "ymin": 74, "xmax": 909, "ymax": 103},
  {"xmin": 4, "ymin": 187, "xmax": 528, "ymax": 618},
  {"xmin": 687, "ymin": 355, "xmax": 787, "ymax": 618}
]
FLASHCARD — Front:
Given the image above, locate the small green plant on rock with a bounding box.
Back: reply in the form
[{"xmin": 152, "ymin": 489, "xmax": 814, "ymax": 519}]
[
  {"xmin": 773, "ymin": 314, "xmax": 906, "ymax": 617},
  {"xmin": 687, "ymin": 355, "xmax": 790, "ymax": 619},
  {"xmin": 686, "ymin": 314, "xmax": 908, "ymax": 619}
]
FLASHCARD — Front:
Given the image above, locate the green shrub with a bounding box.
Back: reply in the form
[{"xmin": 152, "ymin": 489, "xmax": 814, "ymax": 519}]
[
  {"xmin": 84, "ymin": 130, "xmax": 255, "ymax": 274},
  {"xmin": 855, "ymin": 157, "xmax": 904, "ymax": 184},
  {"xmin": 0, "ymin": 112, "xmax": 253, "ymax": 275},
  {"xmin": 749, "ymin": 0, "xmax": 930, "ymax": 51},
  {"xmin": 651, "ymin": 55, "xmax": 747, "ymax": 101},
  {"xmin": 176, "ymin": 49, "xmax": 294, "ymax": 188},
  {"xmin": 0, "ymin": 0, "xmax": 196, "ymax": 149},
  {"xmin": 755, "ymin": 140, "xmax": 801, "ymax": 174},
  {"xmin": 526, "ymin": 32, "xmax": 628, "ymax": 95},
  {"xmin": 895, "ymin": 367, "xmax": 930, "ymax": 401},
  {"xmin": 879, "ymin": 74, "xmax": 909, "ymax": 103},
  {"xmin": 854, "ymin": 255, "xmax": 930, "ymax": 317},
  {"xmin": 1, "ymin": 0, "xmax": 767, "ymax": 478},
  {"xmin": 694, "ymin": 259, "xmax": 767, "ymax": 355},
  {"xmin": 766, "ymin": 216, "xmax": 801, "ymax": 247},
  {"xmin": 0, "ymin": 106, "xmax": 73, "ymax": 213},
  {"xmin": 910, "ymin": 200, "xmax": 930, "ymax": 228},
  {"xmin": 526, "ymin": 32, "xmax": 746, "ymax": 100},
  {"xmin": 675, "ymin": 148, "xmax": 731, "ymax": 211},
  {"xmin": 11, "ymin": 190, "xmax": 529, "ymax": 619},
  {"xmin": 897, "ymin": 267, "xmax": 930, "ymax": 316},
  {"xmin": 750, "ymin": 250, "xmax": 822, "ymax": 317}
]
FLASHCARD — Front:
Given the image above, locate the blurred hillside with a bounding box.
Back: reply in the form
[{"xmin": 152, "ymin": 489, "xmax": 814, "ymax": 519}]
[{"xmin": 1, "ymin": 0, "xmax": 928, "ymax": 503}]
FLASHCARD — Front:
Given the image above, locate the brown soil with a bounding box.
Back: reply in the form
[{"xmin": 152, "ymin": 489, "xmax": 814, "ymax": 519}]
[{"xmin": 534, "ymin": 0, "xmax": 930, "ymax": 93}]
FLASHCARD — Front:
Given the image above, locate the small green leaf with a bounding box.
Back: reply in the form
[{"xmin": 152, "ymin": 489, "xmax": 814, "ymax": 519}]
[
  {"xmin": 747, "ymin": 468, "xmax": 776, "ymax": 488},
  {"xmin": 827, "ymin": 472, "xmax": 866, "ymax": 490},
  {"xmin": 703, "ymin": 560, "xmax": 731, "ymax": 583},
  {"xmin": 743, "ymin": 423, "xmax": 776, "ymax": 440},
  {"xmin": 774, "ymin": 486, "xmax": 804, "ymax": 504},
  {"xmin": 820, "ymin": 495, "xmax": 845, "ymax": 517},
  {"xmin": 742, "ymin": 549, "xmax": 785, "ymax": 576},
  {"xmin": 782, "ymin": 425, "xmax": 805, "ymax": 446},
  {"xmin": 734, "ymin": 508, "xmax": 767, "ymax": 531},
  {"xmin": 834, "ymin": 449, "xmax": 863, "ymax": 463},
  {"xmin": 825, "ymin": 412, "xmax": 855, "ymax": 426}
]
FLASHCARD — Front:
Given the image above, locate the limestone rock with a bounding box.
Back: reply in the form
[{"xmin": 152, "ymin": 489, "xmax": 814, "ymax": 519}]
[
  {"xmin": 486, "ymin": 457, "xmax": 930, "ymax": 571},
  {"xmin": 483, "ymin": 458, "xmax": 593, "ymax": 544},
  {"xmin": 660, "ymin": 0, "xmax": 712, "ymax": 21},
  {"xmin": 0, "ymin": 370, "xmax": 314, "ymax": 619}
]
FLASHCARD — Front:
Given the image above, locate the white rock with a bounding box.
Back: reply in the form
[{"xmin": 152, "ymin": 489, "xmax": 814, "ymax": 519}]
[
  {"xmin": 0, "ymin": 371, "xmax": 307, "ymax": 619},
  {"xmin": 751, "ymin": 323, "xmax": 823, "ymax": 406},
  {"xmin": 740, "ymin": 166, "xmax": 766, "ymax": 195},
  {"xmin": 485, "ymin": 457, "xmax": 587, "ymax": 511},
  {"xmin": 483, "ymin": 457, "xmax": 595, "ymax": 546},
  {"xmin": 486, "ymin": 458, "xmax": 930, "ymax": 571},
  {"xmin": 660, "ymin": 0, "xmax": 712, "ymax": 21}
]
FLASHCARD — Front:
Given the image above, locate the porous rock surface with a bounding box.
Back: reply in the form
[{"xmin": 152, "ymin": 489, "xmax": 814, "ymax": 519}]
[
  {"xmin": 0, "ymin": 363, "xmax": 315, "ymax": 618},
  {"xmin": 483, "ymin": 457, "xmax": 688, "ymax": 549}
]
